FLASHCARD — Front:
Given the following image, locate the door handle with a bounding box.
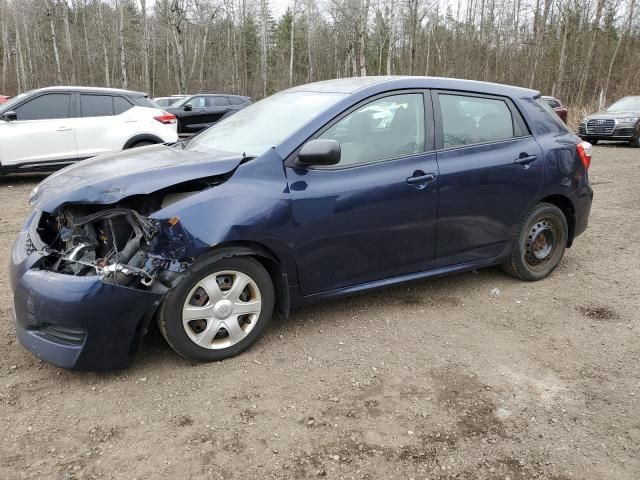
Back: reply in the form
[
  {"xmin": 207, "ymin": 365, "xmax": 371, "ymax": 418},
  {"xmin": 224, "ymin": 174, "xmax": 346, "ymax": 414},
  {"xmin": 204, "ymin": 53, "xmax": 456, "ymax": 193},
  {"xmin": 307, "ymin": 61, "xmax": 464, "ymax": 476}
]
[
  {"xmin": 406, "ymin": 172, "xmax": 437, "ymax": 185},
  {"xmin": 515, "ymin": 154, "xmax": 537, "ymax": 165},
  {"xmin": 56, "ymin": 126, "xmax": 71, "ymax": 132}
]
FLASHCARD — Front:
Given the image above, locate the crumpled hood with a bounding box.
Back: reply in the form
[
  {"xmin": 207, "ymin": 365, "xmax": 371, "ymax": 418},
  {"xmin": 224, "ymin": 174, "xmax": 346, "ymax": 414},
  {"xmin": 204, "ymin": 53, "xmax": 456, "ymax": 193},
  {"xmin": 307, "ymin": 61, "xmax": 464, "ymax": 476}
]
[
  {"xmin": 30, "ymin": 144, "xmax": 244, "ymax": 212},
  {"xmin": 587, "ymin": 110, "xmax": 640, "ymax": 119}
]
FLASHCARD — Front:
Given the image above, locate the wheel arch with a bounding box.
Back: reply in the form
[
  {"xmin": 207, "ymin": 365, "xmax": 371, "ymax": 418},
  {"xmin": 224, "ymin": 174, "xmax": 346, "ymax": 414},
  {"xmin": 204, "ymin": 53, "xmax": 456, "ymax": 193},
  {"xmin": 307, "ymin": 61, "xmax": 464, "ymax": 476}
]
[
  {"xmin": 539, "ymin": 194, "xmax": 576, "ymax": 247},
  {"xmin": 193, "ymin": 241, "xmax": 291, "ymax": 320},
  {"xmin": 123, "ymin": 134, "xmax": 164, "ymax": 149}
]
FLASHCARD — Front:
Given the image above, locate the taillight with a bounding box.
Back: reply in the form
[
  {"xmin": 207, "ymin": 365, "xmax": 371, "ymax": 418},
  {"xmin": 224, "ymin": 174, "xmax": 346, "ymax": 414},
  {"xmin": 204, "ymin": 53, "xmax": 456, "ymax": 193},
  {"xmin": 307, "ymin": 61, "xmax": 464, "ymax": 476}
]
[
  {"xmin": 154, "ymin": 111, "xmax": 177, "ymax": 125},
  {"xmin": 577, "ymin": 141, "xmax": 592, "ymax": 169}
]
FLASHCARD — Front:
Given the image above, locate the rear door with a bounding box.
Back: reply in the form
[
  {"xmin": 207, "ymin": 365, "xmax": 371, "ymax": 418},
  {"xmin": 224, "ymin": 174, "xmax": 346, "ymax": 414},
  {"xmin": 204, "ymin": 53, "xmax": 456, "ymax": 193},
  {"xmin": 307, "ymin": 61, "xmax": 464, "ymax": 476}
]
[
  {"xmin": 1, "ymin": 92, "xmax": 77, "ymax": 166},
  {"xmin": 75, "ymin": 93, "xmax": 134, "ymax": 158},
  {"xmin": 204, "ymin": 96, "xmax": 231, "ymax": 124},
  {"xmin": 432, "ymin": 91, "xmax": 543, "ymax": 267}
]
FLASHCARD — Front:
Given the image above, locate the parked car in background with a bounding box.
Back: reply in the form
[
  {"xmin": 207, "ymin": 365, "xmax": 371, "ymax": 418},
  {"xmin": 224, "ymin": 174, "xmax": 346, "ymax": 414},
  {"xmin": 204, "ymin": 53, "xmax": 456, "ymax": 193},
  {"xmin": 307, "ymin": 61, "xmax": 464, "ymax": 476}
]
[
  {"xmin": 542, "ymin": 95, "xmax": 568, "ymax": 123},
  {"xmin": 153, "ymin": 95, "xmax": 186, "ymax": 108},
  {"xmin": 166, "ymin": 94, "xmax": 252, "ymax": 135},
  {"xmin": 0, "ymin": 86, "xmax": 178, "ymax": 173},
  {"xmin": 0, "ymin": 95, "xmax": 10, "ymax": 104},
  {"xmin": 578, "ymin": 96, "xmax": 640, "ymax": 147},
  {"xmin": 11, "ymin": 76, "xmax": 593, "ymax": 370}
]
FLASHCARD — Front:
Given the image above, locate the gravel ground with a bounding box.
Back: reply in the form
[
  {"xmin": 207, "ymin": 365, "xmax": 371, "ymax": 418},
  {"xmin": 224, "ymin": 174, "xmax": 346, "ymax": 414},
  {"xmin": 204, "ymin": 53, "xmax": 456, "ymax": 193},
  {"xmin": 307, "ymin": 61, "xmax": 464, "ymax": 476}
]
[{"xmin": 0, "ymin": 145, "xmax": 638, "ymax": 480}]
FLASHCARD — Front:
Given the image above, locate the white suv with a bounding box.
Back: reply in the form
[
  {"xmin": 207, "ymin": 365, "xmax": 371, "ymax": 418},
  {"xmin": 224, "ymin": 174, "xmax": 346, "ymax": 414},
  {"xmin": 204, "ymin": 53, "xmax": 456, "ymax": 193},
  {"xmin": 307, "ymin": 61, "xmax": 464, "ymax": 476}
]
[{"xmin": 0, "ymin": 86, "xmax": 178, "ymax": 173}]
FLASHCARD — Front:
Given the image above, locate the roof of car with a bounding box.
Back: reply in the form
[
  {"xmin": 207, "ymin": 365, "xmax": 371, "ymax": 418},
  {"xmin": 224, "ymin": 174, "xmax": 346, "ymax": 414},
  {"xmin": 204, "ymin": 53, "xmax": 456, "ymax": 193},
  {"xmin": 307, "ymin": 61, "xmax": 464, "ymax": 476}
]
[
  {"xmin": 32, "ymin": 86, "xmax": 148, "ymax": 97},
  {"xmin": 284, "ymin": 76, "xmax": 539, "ymax": 98}
]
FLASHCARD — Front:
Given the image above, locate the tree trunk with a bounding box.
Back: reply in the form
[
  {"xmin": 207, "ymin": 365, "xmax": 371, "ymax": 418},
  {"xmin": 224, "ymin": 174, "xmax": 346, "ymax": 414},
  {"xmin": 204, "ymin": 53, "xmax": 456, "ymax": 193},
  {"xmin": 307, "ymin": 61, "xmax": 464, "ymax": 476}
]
[
  {"xmin": 118, "ymin": 1, "xmax": 128, "ymax": 88},
  {"xmin": 289, "ymin": 0, "xmax": 296, "ymax": 87},
  {"xmin": 47, "ymin": 0, "xmax": 63, "ymax": 84},
  {"xmin": 576, "ymin": 0, "xmax": 605, "ymax": 104},
  {"xmin": 140, "ymin": 0, "xmax": 150, "ymax": 93},
  {"xmin": 603, "ymin": 0, "xmax": 636, "ymax": 106},
  {"xmin": 61, "ymin": 0, "xmax": 76, "ymax": 84},
  {"xmin": 97, "ymin": 0, "xmax": 110, "ymax": 87}
]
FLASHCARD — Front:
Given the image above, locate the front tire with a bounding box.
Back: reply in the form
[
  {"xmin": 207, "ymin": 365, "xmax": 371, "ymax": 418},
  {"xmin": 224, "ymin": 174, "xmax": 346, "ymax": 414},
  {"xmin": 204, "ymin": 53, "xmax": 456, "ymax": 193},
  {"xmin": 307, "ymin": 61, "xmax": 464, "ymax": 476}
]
[
  {"xmin": 628, "ymin": 135, "xmax": 640, "ymax": 148},
  {"xmin": 158, "ymin": 256, "xmax": 275, "ymax": 362},
  {"xmin": 502, "ymin": 203, "xmax": 568, "ymax": 281}
]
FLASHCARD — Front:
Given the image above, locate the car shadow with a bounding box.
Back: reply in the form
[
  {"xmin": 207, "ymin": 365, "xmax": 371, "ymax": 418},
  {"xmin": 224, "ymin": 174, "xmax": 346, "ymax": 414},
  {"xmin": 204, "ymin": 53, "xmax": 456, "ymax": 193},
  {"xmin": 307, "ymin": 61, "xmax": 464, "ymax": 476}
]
[
  {"xmin": 0, "ymin": 173, "xmax": 50, "ymax": 184},
  {"xmin": 131, "ymin": 265, "xmax": 515, "ymax": 371}
]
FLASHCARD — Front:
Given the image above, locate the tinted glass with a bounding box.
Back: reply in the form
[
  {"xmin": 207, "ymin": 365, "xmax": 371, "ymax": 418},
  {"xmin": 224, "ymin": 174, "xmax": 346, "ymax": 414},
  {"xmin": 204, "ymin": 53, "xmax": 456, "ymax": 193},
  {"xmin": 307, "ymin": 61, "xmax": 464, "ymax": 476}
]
[
  {"xmin": 229, "ymin": 97, "xmax": 245, "ymax": 105},
  {"xmin": 207, "ymin": 96, "xmax": 229, "ymax": 107},
  {"xmin": 188, "ymin": 97, "xmax": 206, "ymax": 108},
  {"xmin": 440, "ymin": 94, "xmax": 515, "ymax": 148},
  {"xmin": 113, "ymin": 96, "xmax": 133, "ymax": 114},
  {"xmin": 186, "ymin": 91, "xmax": 346, "ymax": 156},
  {"xmin": 545, "ymin": 98, "xmax": 561, "ymax": 109},
  {"xmin": 81, "ymin": 94, "xmax": 113, "ymax": 117},
  {"xmin": 319, "ymin": 93, "xmax": 425, "ymax": 166},
  {"xmin": 14, "ymin": 93, "xmax": 71, "ymax": 120}
]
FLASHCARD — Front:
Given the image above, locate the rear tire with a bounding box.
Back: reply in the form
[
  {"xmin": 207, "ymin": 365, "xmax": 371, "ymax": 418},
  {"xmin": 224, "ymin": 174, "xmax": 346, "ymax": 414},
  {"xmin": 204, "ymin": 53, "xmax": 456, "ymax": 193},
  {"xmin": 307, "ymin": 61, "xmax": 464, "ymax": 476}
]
[
  {"xmin": 502, "ymin": 203, "xmax": 568, "ymax": 281},
  {"xmin": 158, "ymin": 256, "xmax": 275, "ymax": 362}
]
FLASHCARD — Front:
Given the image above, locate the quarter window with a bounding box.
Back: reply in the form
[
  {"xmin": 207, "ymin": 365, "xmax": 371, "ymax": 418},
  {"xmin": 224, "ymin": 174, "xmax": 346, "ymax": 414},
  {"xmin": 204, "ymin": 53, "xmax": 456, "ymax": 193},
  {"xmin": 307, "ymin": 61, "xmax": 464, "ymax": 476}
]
[
  {"xmin": 439, "ymin": 94, "xmax": 519, "ymax": 148},
  {"xmin": 113, "ymin": 96, "xmax": 133, "ymax": 114},
  {"xmin": 81, "ymin": 94, "xmax": 113, "ymax": 117},
  {"xmin": 318, "ymin": 93, "xmax": 426, "ymax": 167},
  {"xmin": 14, "ymin": 93, "xmax": 71, "ymax": 120},
  {"xmin": 229, "ymin": 97, "xmax": 245, "ymax": 105}
]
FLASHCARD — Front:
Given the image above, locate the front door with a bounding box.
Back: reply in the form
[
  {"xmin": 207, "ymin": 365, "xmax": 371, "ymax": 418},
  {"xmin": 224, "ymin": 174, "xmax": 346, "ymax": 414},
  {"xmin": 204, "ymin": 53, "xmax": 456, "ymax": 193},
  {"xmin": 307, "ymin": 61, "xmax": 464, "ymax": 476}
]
[
  {"xmin": 432, "ymin": 91, "xmax": 544, "ymax": 266},
  {"xmin": 1, "ymin": 92, "xmax": 77, "ymax": 167},
  {"xmin": 286, "ymin": 92, "xmax": 439, "ymax": 296}
]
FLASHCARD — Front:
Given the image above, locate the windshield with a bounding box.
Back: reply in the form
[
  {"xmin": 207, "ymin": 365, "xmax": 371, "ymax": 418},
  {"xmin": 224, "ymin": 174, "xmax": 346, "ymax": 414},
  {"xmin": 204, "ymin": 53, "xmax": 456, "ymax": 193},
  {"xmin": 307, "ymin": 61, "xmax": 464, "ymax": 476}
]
[
  {"xmin": 185, "ymin": 91, "xmax": 346, "ymax": 156},
  {"xmin": 607, "ymin": 97, "xmax": 640, "ymax": 112},
  {"xmin": 0, "ymin": 92, "xmax": 29, "ymax": 112}
]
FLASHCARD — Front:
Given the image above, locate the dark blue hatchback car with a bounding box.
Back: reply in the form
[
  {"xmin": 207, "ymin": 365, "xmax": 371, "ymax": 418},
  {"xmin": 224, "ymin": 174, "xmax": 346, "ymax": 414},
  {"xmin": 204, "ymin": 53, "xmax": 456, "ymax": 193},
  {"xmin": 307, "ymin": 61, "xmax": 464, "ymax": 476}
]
[{"xmin": 10, "ymin": 77, "xmax": 593, "ymax": 370}]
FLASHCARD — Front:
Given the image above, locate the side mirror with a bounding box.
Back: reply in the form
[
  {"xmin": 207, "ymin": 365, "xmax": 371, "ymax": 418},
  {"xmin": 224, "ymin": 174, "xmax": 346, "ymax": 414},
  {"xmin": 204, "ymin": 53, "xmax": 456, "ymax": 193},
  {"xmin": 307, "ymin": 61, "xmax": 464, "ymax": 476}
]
[
  {"xmin": 2, "ymin": 111, "xmax": 17, "ymax": 122},
  {"xmin": 297, "ymin": 139, "xmax": 341, "ymax": 166},
  {"xmin": 183, "ymin": 104, "xmax": 193, "ymax": 112}
]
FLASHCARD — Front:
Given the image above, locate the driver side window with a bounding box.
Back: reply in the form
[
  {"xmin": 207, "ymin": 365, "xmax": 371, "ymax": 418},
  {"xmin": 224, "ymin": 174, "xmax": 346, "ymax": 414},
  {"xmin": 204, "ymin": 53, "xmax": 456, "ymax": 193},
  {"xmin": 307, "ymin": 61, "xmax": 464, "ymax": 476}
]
[
  {"xmin": 190, "ymin": 97, "xmax": 206, "ymax": 108},
  {"xmin": 318, "ymin": 93, "xmax": 426, "ymax": 167}
]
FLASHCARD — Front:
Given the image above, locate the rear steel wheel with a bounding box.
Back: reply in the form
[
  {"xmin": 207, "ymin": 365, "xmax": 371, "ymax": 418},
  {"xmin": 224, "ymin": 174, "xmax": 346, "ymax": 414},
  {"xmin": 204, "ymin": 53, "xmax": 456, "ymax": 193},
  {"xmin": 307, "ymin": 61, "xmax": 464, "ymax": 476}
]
[{"xmin": 502, "ymin": 203, "xmax": 568, "ymax": 281}]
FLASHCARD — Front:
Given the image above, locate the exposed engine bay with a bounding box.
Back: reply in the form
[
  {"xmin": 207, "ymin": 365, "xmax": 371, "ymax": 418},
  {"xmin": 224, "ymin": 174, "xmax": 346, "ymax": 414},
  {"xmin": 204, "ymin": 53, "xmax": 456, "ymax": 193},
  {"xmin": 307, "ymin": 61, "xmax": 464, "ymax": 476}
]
[{"xmin": 31, "ymin": 175, "xmax": 229, "ymax": 293}]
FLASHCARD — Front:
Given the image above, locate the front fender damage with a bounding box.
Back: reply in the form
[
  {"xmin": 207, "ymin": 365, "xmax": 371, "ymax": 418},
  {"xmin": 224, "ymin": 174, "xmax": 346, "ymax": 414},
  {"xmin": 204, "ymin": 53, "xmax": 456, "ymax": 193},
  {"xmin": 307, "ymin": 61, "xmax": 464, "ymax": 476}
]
[{"xmin": 30, "ymin": 176, "xmax": 228, "ymax": 294}]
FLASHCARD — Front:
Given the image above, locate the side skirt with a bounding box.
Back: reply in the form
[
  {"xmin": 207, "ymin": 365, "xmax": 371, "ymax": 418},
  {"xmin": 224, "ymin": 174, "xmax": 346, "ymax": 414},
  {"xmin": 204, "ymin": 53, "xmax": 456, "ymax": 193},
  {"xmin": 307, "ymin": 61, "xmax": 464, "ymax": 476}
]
[{"xmin": 300, "ymin": 255, "xmax": 506, "ymax": 305}]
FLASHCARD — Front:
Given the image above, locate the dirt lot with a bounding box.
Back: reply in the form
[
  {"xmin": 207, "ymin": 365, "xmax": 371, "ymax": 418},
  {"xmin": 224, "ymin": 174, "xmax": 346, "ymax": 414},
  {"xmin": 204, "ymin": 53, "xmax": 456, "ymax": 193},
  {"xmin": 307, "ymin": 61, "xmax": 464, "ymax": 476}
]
[{"xmin": 0, "ymin": 145, "xmax": 638, "ymax": 480}]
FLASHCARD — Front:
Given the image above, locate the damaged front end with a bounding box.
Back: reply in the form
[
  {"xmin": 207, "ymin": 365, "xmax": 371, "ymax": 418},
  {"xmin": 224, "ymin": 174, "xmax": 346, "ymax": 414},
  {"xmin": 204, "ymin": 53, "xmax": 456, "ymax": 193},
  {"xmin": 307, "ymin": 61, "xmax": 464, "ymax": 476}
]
[
  {"xmin": 12, "ymin": 174, "xmax": 232, "ymax": 370},
  {"xmin": 30, "ymin": 173, "xmax": 232, "ymax": 293},
  {"xmin": 35, "ymin": 205, "xmax": 185, "ymax": 293}
]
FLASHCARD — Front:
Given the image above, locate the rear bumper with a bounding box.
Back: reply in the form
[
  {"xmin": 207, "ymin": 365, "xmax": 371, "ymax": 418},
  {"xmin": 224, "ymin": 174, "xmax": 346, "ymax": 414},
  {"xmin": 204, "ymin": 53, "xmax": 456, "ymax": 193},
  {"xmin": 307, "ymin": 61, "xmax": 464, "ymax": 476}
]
[{"xmin": 10, "ymin": 229, "xmax": 163, "ymax": 371}]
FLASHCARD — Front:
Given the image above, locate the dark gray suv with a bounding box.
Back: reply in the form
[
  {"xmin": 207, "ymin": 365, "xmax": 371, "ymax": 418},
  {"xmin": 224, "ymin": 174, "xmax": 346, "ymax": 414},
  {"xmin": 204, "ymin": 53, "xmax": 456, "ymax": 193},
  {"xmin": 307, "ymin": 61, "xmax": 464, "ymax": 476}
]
[{"xmin": 578, "ymin": 96, "xmax": 640, "ymax": 147}]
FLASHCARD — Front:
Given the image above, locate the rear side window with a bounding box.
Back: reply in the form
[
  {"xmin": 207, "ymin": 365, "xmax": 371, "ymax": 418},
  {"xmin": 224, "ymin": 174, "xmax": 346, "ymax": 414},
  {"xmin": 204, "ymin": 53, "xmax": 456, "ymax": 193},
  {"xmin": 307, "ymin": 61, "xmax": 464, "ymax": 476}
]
[
  {"xmin": 439, "ymin": 94, "xmax": 523, "ymax": 148},
  {"xmin": 113, "ymin": 96, "xmax": 133, "ymax": 114},
  {"xmin": 535, "ymin": 98, "xmax": 567, "ymax": 128},
  {"xmin": 229, "ymin": 97, "xmax": 245, "ymax": 105},
  {"xmin": 81, "ymin": 94, "xmax": 113, "ymax": 117},
  {"xmin": 545, "ymin": 98, "xmax": 561, "ymax": 109},
  {"xmin": 134, "ymin": 97, "xmax": 158, "ymax": 108},
  {"xmin": 207, "ymin": 96, "xmax": 229, "ymax": 107},
  {"xmin": 14, "ymin": 93, "xmax": 71, "ymax": 120}
]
